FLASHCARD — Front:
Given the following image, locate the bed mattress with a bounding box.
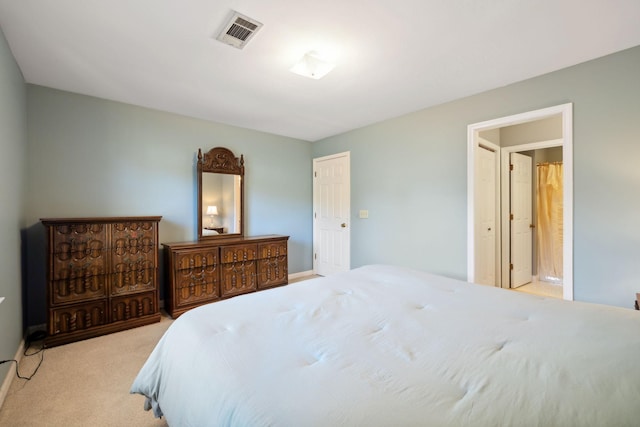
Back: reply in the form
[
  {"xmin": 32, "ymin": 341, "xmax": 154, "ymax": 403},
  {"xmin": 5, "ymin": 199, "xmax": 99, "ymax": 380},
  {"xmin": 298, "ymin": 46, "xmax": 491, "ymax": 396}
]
[{"xmin": 131, "ymin": 265, "xmax": 640, "ymax": 426}]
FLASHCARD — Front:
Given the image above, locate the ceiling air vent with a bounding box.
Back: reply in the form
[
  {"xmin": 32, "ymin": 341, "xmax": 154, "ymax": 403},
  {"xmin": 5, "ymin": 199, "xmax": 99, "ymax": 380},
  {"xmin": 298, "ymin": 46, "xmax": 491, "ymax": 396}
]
[{"xmin": 216, "ymin": 12, "xmax": 263, "ymax": 49}]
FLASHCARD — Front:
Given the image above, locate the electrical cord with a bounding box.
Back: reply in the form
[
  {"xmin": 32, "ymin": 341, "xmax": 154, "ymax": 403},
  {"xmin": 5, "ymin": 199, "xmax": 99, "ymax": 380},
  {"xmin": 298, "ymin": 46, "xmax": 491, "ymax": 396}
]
[{"xmin": 0, "ymin": 331, "xmax": 46, "ymax": 380}]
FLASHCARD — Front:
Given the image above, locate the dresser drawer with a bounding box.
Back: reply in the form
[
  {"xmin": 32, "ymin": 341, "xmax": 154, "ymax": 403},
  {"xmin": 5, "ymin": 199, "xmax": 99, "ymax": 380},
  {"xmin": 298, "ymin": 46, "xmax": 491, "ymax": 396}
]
[
  {"xmin": 221, "ymin": 244, "xmax": 257, "ymax": 263},
  {"xmin": 220, "ymin": 261, "xmax": 257, "ymax": 297},
  {"xmin": 49, "ymin": 300, "xmax": 107, "ymax": 335},
  {"xmin": 111, "ymin": 291, "xmax": 157, "ymax": 322},
  {"xmin": 173, "ymin": 248, "xmax": 220, "ymax": 271},
  {"xmin": 175, "ymin": 266, "xmax": 221, "ymax": 307},
  {"xmin": 257, "ymin": 257, "xmax": 288, "ymax": 289},
  {"xmin": 258, "ymin": 240, "xmax": 287, "ymax": 259}
]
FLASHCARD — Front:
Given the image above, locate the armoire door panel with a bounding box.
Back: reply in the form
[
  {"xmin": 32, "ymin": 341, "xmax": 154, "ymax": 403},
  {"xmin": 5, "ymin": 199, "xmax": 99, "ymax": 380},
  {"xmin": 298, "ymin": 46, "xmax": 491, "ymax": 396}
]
[
  {"xmin": 51, "ymin": 276, "xmax": 107, "ymax": 305},
  {"xmin": 110, "ymin": 267, "xmax": 156, "ymax": 295},
  {"xmin": 50, "ymin": 223, "xmax": 107, "ymax": 255}
]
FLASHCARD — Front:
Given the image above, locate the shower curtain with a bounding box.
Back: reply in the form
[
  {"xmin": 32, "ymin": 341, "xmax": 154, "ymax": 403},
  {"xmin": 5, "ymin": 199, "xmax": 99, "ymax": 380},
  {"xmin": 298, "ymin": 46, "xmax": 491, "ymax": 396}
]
[{"xmin": 536, "ymin": 162, "xmax": 563, "ymax": 284}]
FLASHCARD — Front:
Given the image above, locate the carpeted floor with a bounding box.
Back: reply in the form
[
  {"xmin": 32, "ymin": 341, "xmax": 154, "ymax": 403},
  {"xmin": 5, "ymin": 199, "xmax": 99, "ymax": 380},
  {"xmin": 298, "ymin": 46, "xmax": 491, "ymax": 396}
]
[
  {"xmin": 1, "ymin": 276, "xmax": 317, "ymax": 426},
  {"xmin": 0, "ymin": 314, "xmax": 173, "ymax": 426}
]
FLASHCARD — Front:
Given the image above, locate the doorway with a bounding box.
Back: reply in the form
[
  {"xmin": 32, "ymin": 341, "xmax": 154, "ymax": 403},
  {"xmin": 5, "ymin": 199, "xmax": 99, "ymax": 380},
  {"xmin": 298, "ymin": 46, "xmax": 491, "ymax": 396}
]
[
  {"xmin": 467, "ymin": 104, "xmax": 573, "ymax": 300},
  {"xmin": 502, "ymin": 143, "xmax": 564, "ymax": 294},
  {"xmin": 313, "ymin": 152, "xmax": 351, "ymax": 276}
]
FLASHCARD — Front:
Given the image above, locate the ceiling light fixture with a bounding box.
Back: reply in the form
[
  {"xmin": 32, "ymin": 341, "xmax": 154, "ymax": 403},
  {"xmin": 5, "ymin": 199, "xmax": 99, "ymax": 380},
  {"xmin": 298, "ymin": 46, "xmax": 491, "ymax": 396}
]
[{"xmin": 290, "ymin": 51, "xmax": 336, "ymax": 79}]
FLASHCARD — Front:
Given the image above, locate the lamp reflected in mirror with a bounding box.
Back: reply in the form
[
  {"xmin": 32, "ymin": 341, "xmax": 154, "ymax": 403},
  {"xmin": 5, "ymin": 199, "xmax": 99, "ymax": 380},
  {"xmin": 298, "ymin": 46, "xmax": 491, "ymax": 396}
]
[{"xmin": 206, "ymin": 205, "xmax": 218, "ymax": 227}]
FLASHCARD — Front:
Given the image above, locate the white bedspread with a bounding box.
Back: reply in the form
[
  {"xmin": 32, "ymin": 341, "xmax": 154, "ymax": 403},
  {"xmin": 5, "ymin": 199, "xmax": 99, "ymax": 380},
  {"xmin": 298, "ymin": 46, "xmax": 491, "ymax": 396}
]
[{"xmin": 131, "ymin": 265, "xmax": 640, "ymax": 426}]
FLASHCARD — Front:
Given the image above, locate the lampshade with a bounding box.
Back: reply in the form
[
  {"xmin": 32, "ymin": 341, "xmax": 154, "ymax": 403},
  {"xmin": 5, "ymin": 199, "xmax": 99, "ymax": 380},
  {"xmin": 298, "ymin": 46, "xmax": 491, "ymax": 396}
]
[
  {"xmin": 290, "ymin": 51, "xmax": 336, "ymax": 79},
  {"xmin": 206, "ymin": 206, "xmax": 218, "ymax": 215}
]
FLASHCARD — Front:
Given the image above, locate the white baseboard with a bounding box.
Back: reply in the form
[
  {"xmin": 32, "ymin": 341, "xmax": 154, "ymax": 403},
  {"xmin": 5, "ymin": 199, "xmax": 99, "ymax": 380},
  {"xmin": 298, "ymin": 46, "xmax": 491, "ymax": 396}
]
[
  {"xmin": 0, "ymin": 338, "xmax": 25, "ymax": 410},
  {"xmin": 289, "ymin": 270, "xmax": 314, "ymax": 280}
]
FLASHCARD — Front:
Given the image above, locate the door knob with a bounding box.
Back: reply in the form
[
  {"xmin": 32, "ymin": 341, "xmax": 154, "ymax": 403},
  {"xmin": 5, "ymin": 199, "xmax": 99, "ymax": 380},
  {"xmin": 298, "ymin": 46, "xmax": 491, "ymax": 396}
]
[{"xmin": 341, "ymin": 223, "xmax": 347, "ymax": 228}]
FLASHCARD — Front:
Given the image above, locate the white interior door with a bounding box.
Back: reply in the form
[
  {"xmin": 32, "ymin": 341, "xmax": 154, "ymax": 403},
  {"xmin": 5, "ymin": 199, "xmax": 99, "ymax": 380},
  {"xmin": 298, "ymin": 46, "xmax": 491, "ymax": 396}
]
[
  {"xmin": 510, "ymin": 152, "xmax": 533, "ymax": 288},
  {"xmin": 475, "ymin": 144, "xmax": 497, "ymax": 286},
  {"xmin": 313, "ymin": 152, "xmax": 350, "ymax": 276}
]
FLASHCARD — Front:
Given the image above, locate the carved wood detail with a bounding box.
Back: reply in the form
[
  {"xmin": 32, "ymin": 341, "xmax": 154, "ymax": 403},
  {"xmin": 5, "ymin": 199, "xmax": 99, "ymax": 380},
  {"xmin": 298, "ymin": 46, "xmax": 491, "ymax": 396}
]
[{"xmin": 198, "ymin": 146, "xmax": 244, "ymax": 174}]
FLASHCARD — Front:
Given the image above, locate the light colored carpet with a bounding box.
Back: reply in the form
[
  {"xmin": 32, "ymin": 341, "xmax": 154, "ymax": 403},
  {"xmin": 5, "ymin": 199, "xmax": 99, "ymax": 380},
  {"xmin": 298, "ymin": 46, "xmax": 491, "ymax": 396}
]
[
  {"xmin": 1, "ymin": 276, "xmax": 319, "ymax": 426},
  {"xmin": 0, "ymin": 315, "xmax": 173, "ymax": 427}
]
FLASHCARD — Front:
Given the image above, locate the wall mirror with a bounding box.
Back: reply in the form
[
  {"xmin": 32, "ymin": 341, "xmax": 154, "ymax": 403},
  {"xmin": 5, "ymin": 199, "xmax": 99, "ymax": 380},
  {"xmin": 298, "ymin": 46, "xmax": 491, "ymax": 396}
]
[{"xmin": 197, "ymin": 147, "xmax": 244, "ymax": 240}]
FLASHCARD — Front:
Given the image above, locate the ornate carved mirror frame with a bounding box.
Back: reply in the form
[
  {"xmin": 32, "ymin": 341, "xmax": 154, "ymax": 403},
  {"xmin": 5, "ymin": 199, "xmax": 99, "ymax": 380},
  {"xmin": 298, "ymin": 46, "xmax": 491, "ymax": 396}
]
[{"xmin": 197, "ymin": 147, "xmax": 245, "ymax": 241}]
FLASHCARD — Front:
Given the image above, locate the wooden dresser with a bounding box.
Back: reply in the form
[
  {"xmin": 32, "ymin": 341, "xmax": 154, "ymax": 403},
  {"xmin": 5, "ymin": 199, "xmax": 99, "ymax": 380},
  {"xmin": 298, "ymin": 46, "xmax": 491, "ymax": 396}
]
[
  {"xmin": 41, "ymin": 216, "xmax": 162, "ymax": 346},
  {"xmin": 163, "ymin": 235, "xmax": 289, "ymax": 318}
]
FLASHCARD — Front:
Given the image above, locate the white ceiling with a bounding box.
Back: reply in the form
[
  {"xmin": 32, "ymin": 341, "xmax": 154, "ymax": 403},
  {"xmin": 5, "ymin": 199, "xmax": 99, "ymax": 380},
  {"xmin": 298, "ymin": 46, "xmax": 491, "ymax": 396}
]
[{"xmin": 1, "ymin": 1, "xmax": 639, "ymax": 142}]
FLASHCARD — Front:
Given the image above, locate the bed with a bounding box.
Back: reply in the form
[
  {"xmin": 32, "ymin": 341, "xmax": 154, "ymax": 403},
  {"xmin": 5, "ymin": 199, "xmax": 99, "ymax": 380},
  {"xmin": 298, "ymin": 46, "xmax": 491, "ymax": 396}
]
[{"xmin": 131, "ymin": 264, "xmax": 640, "ymax": 426}]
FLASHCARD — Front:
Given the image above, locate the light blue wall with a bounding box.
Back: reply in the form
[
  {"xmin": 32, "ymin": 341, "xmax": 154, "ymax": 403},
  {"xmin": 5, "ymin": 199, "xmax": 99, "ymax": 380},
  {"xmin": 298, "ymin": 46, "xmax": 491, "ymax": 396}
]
[
  {"xmin": 313, "ymin": 45, "xmax": 640, "ymax": 309},
  {"xmin": 12, "ymin": 40, "xmax": 640, "ymax": 334},
  {"xmin": 0, "ymin": 29, "xmax": 26, "ymax": 383},
  {"xmin": 24, "ymin": 86, "xmax": 313, "ymax": 326}
]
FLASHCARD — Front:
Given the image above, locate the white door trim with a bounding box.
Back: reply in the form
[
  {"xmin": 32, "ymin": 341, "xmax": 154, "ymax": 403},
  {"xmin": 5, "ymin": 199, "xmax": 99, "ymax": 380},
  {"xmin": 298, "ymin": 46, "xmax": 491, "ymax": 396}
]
[
  {"xmin": 312, "ymin": 151, "xmax": 351, "ymax": 275},
  {"xmin": 467, "ymin": 103, "xmax": 573, "ymax": 301}
]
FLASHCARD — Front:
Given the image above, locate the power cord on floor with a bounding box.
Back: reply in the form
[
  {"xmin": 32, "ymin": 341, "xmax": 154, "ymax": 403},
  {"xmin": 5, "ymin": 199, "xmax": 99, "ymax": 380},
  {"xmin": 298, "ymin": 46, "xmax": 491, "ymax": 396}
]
[{"xmin": 0, "ymin": 331, "xmax": 46, "ymax": 380}]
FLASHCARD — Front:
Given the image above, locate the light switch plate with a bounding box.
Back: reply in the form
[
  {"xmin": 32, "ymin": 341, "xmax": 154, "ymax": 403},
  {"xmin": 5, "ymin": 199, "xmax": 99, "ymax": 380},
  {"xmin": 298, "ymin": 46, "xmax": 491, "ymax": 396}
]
[{"xmin": 359, "ymin": 210, "xmax": 369, "ymax": 219}]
